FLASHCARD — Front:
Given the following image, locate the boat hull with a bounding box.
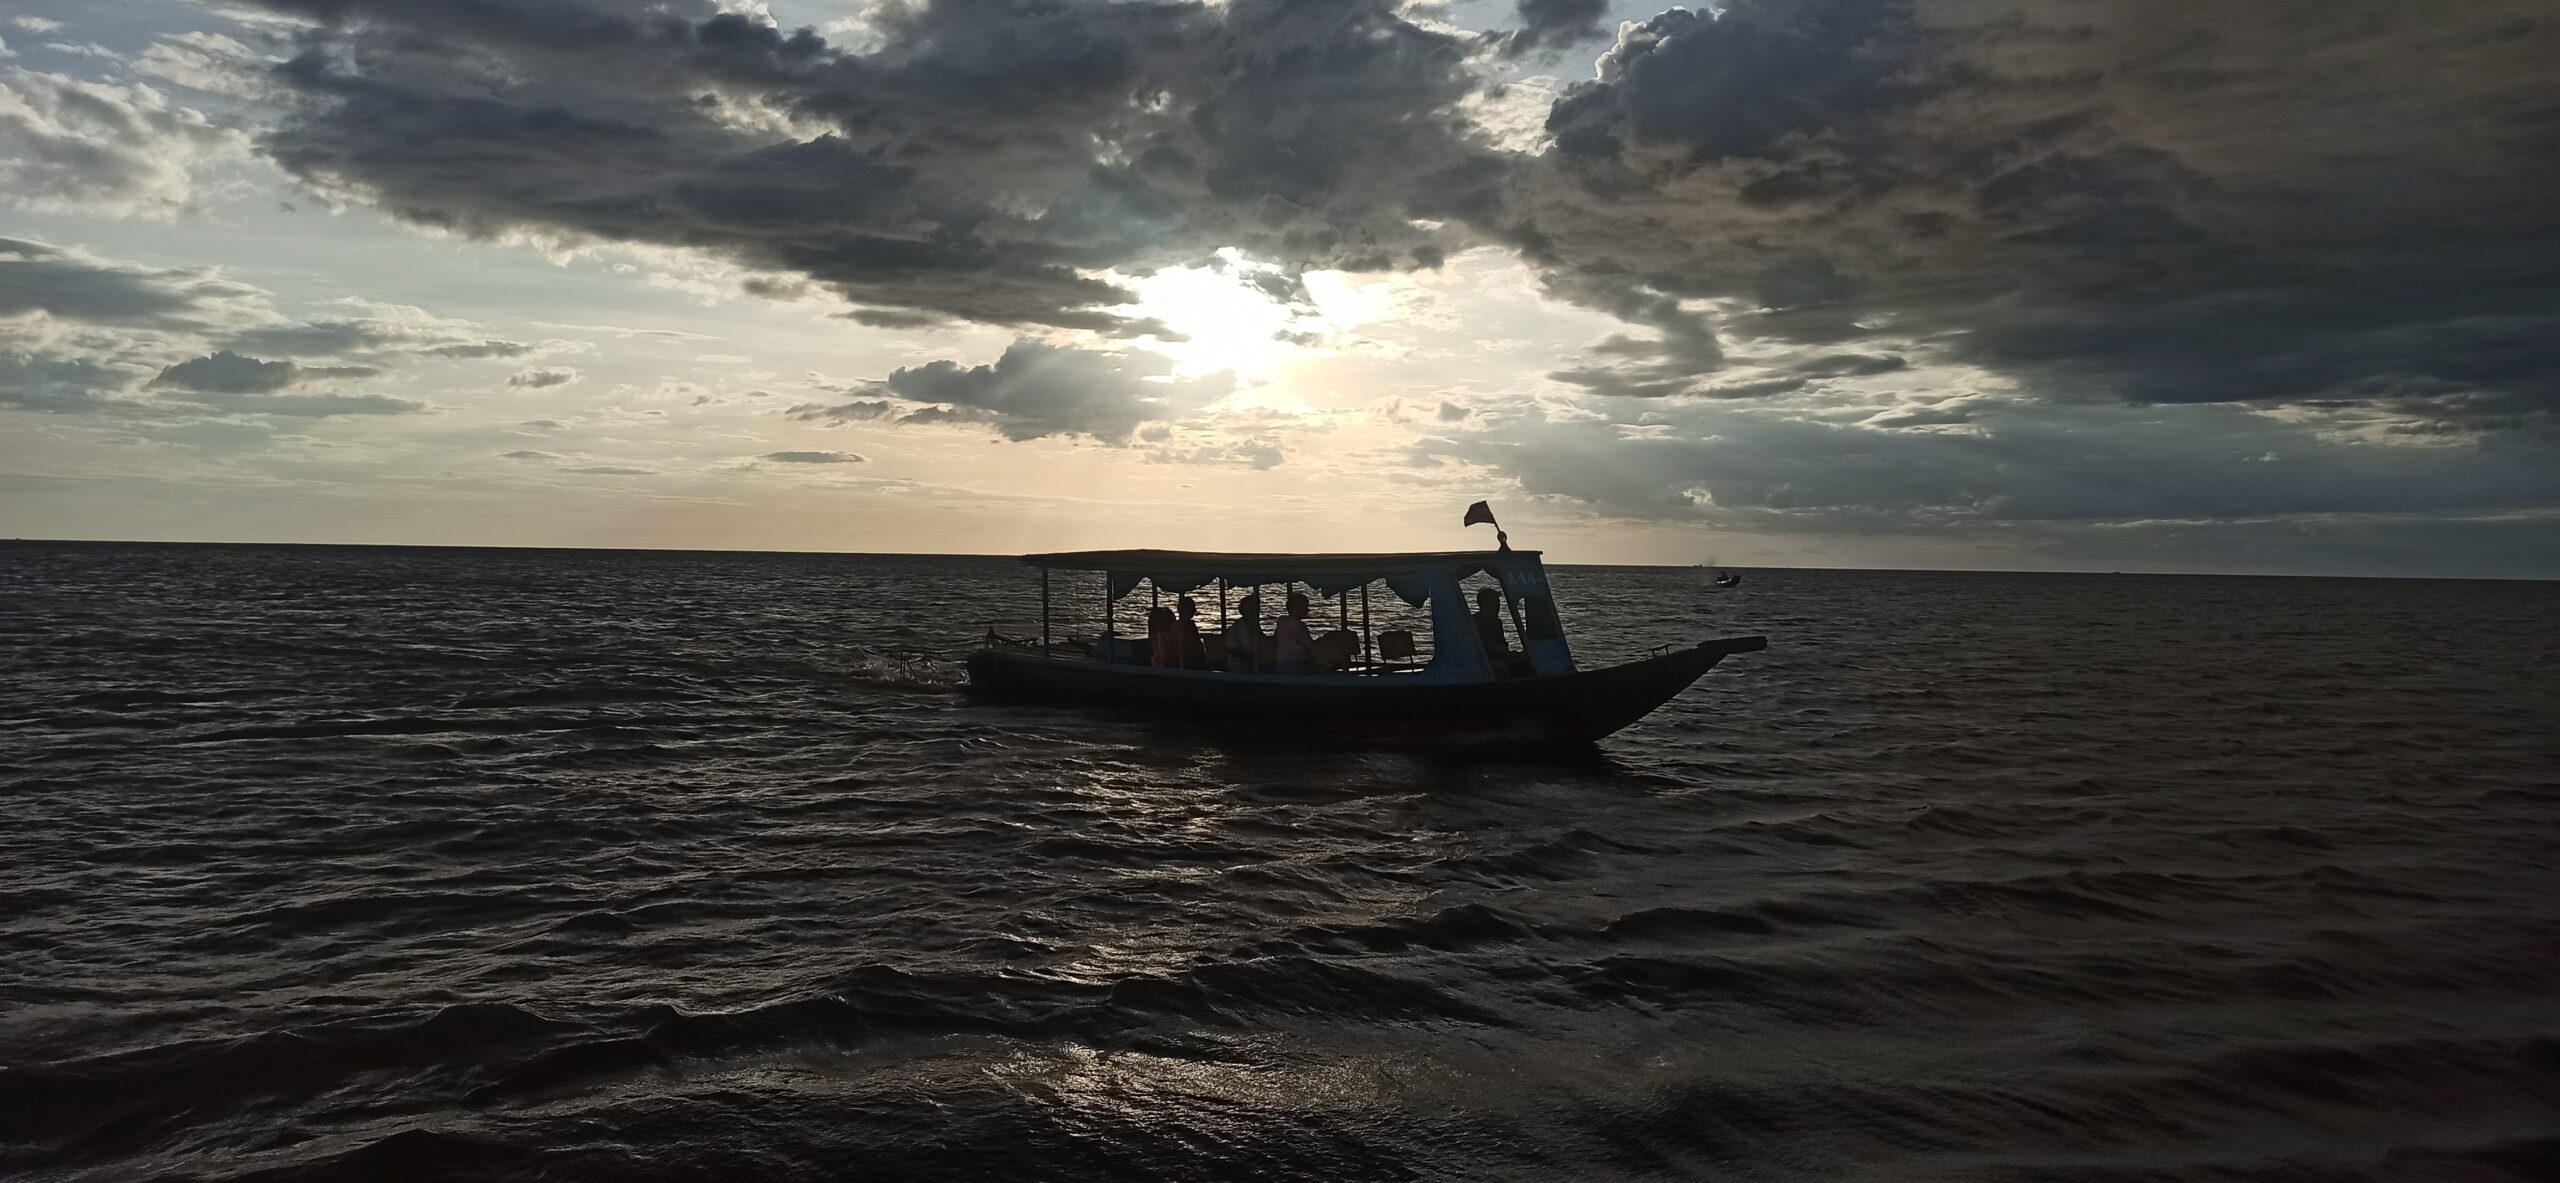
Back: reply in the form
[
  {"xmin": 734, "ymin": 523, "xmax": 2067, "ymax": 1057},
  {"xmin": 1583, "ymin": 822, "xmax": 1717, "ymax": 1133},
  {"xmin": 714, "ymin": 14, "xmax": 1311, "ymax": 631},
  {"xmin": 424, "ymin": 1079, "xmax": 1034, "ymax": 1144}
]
[{"xmin": 966, "ymin": 637, "xmax": 1766, "ymax": 747}]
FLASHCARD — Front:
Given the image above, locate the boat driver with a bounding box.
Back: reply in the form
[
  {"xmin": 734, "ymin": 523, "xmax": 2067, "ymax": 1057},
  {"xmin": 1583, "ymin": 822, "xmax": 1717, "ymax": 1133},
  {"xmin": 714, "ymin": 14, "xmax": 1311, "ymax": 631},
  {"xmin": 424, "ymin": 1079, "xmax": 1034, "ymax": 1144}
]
[{"xmin": 1475, "ymin": 587, "xmax": 1529, "ymax": 677}]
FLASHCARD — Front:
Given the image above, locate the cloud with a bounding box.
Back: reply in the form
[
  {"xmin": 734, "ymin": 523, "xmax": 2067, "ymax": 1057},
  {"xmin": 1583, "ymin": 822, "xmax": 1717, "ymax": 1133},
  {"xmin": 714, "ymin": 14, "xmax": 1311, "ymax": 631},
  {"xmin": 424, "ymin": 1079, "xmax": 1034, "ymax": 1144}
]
[
  {"xmin": 134, "ymin": 32, "xmax": 269, "ymax": 101},
  {"xmin": 875, "ymin": 339, "xmax": 1234, "ymax": 442},
  {"xmin": 141, "ymin": 0, "xmax": 2560, "ymax": 445},
  {"xmin": 0, "ymin": 236, "xmax": 268, "ymax": 329},
  {"xmin": 149, "ymin": 350, "xmax": 377, "ymax": 393},
  {"xmin": 165, "ymin": 390, "xmax": 427, "ymax": 417},
  {"xmin": 242, "ymin": 0, "xmax": 1503, "ymax": 334},
  {"xmin": 1530, "ymin": 265, "xmax": 1737, "ymax": 398},
  {"xmin": 559, "ymin": 464, "xmax": 655, "ymax": 475},
  {"xmin": 785, "ymin": 398, "xmax": 896, "ymax": 425},
  {"xmin": 500, "ymin": 449, "xmax": 559, "ymax": 460},
  {"xmin": 1146, "ymin": 439, "xmax": 1285, "ymax": 469},
  {"xmin": 0, "ymin": 349, "xmax": 136, "ymax": 413},
  {"xmin": 507, "ymin": 366, "xmax": 579, "ymax": 388},
  {"xmin": 12, "ymin": 19, "xmax": 65, "ymax": 35},
  {"xmin": 0, "ymin": 240, "xmax": 516, "ymax": 428},
  {"xmin": 761, "ymin": 449, "xmax": 864, "ymax": 464},
  {"xmin": 1437, "ymin": 400, "xmax": 1471, "ymax": 422},
  {"xmin": 0, "ymin": 67, "xmax": 250, "ymax": 218},
  {"xmin": 225, "ymin": 299, "xmax": 544, "ymax": 361},
  {"xmin": 1501, "ymin": 0, "xmax": 1613, "ymax": 58},
  {"xmin": 421, "ymin": 340, "xmax": 533, "ymax": 360},
  {"xmin": 1407, "ymin": 398, "xmax": 2560, "ymax": 532},
  {"xmin": 1502, "ymin": 1, "xmax": 2560, "ymax": 432}
]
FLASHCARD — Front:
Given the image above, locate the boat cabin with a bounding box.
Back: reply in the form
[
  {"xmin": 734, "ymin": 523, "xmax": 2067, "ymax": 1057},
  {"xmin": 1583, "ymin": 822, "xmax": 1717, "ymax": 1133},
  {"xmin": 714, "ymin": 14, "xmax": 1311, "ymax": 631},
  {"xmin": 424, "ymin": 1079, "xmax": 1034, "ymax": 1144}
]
[{"xmin": 1011, "ymin": 549, "xmax": 1576, "ymax": 681}]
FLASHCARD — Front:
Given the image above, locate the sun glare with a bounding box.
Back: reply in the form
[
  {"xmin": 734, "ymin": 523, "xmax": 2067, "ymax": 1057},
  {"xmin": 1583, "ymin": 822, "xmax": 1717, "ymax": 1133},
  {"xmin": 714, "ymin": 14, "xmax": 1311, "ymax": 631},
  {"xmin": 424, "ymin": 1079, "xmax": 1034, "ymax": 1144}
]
[{"xmin": 1122, "ymin": 249, "xmax": 1361, "ymax": 379}]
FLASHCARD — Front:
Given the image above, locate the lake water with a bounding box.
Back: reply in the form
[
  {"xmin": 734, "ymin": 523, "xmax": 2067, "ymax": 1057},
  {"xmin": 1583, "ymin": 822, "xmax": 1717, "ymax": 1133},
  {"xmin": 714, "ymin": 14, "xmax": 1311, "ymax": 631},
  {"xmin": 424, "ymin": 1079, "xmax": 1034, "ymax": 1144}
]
[{"xmin": 3, "ymin": 541, "xmax": 2554, "ymax": 1181}]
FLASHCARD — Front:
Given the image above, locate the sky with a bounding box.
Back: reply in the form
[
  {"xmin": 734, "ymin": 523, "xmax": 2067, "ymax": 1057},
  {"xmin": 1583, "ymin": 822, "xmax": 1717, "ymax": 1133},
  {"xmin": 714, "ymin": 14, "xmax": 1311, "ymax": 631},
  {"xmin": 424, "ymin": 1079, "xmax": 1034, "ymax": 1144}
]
[{"xmin": 3, "ymin": 0, "xmax": 2556, "ymax": 576}]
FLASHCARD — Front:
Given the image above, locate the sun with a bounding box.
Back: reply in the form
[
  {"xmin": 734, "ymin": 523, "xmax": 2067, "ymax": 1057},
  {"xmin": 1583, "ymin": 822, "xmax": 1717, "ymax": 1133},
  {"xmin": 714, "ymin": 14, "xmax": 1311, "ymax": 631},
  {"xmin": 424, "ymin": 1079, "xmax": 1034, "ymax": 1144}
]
[{"xmin": 1120, "ymin": 248, "xmax": 1356, "ymax": 379}]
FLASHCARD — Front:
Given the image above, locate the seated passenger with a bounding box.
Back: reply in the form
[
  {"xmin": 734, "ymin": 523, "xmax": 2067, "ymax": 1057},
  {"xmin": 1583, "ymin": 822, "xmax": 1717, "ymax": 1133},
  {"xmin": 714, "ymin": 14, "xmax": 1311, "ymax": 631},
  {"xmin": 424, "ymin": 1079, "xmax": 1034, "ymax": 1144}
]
[
  {"xmin": 1273, "ymin": 591, "xmax": 1316, "ymax": 674},
  {"xmin": 1223, "ymin": 592, "xmax": 1265, "ymax": 671},
  {"xmin": 1146, "ymin": 604, "xmax": 1181, "ymax": 668},
  {"xmin": 1175, "ymin": 596, "xmax": 1209, "ymax": 668}
]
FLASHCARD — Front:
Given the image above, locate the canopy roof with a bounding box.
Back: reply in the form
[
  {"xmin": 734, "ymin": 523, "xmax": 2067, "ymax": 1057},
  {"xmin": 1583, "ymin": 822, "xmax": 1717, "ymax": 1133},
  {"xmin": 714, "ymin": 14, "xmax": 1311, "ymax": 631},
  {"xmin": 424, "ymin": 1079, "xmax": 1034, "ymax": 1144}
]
[
  {"xmin": 1025, "ymin": 548, "xmax": 1539, "ymax": 578},
  {"xmin": 1024, "ymin": 548, "xmax": 1545, "ymax": 600}
]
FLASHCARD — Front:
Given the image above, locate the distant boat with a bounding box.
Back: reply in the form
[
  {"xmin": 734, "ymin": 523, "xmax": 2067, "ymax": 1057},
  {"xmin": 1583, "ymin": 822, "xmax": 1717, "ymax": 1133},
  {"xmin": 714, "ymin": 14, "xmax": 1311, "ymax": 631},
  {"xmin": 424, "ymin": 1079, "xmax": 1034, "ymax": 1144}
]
[
  {"xmin": 968, "ymin": 548, "xmax": 1765, "ymax": 748},
  {"xmin": 1714, "ymin": 571, "xmax": 1742, "ymax": 588}
]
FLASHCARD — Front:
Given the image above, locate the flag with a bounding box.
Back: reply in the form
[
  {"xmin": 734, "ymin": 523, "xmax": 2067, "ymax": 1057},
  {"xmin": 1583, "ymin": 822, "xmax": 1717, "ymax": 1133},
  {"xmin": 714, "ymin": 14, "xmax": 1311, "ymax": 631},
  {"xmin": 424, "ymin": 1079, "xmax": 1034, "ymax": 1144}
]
[{"xmin": 1463, "ymin": 500, "xmax": 1498, "ymax": 528}]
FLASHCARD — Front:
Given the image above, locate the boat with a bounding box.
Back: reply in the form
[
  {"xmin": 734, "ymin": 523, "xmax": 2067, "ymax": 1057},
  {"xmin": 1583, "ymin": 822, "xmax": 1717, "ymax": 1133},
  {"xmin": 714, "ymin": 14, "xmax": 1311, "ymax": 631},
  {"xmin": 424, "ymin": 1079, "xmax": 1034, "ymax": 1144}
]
[{"xmin": 966, "ymin": 548, "xmax": 1765, "ymax": 747}]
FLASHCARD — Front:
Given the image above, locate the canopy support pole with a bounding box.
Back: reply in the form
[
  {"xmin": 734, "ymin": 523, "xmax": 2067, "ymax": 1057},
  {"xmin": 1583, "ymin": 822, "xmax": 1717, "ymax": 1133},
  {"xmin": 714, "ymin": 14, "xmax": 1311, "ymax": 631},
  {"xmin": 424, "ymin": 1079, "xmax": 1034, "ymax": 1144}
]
[
  {"xmin": 1103, "ymin": 573, "xmax": 1113, "ymax": 640},
  {"xmin": 1040, "ymin": 569, "xmax": 1051, "ymax": 651},
  {"xmin": 1218, "ymin": 578, "xmax": 1228, "ymax": 628},
  {"xmin": 1361, "ymin": 583, "xmax": 1372, "ymax": 672}
]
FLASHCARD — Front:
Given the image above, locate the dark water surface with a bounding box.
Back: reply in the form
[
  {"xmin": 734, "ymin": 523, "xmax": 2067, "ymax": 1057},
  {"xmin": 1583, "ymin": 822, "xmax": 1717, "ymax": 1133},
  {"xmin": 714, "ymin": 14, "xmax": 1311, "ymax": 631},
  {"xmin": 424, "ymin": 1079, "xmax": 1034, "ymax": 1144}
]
[{"xmin": 4, "ymin": 541, "xmax": 2556, "ymax": 1182}]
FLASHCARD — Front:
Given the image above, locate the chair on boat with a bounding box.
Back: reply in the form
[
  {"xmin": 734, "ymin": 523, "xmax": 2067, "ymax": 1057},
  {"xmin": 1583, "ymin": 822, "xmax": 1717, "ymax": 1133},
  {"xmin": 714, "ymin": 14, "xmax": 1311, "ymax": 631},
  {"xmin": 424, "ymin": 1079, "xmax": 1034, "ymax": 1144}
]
[
  {"xmin": 1200, "ymin": 634, "xmax": 1229, "ymax": 670},
  {"xmin": 1311, "ymin": 630, "xmax": 1357, "ymax": 672},
  {"xmin": 1375, "ymin": 629, "xmax": 1418, "ymax": 671}
]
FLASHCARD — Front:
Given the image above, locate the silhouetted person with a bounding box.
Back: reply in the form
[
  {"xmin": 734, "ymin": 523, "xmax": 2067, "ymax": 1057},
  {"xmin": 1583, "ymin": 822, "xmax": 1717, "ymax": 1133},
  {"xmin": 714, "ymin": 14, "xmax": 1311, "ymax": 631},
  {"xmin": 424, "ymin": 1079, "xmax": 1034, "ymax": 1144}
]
[
  {"xmin": 1175, "ymin": 595, "xmax": 1208, "ymax": 669},
  {"xmin": 1474, "ymin": 587, "xmax": 1527, "ymax": 676},
  {"xmin": 1147, "ymin": 604, "xmax": 1181, "ymax": 668},
  {"xmin": 1223, "ymin": 591, "xmax": 1264, "ymax": 671},
  {"xmin": 1274, "ymin": 590, "xmax": 1315, "ymax": 674}
]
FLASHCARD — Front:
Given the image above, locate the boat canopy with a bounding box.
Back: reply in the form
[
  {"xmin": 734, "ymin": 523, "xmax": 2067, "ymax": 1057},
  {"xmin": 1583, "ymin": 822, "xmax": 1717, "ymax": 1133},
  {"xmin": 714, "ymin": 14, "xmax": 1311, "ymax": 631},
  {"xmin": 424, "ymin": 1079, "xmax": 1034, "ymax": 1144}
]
[
  {"xmin": 1023, "ymin": 548, "xmax": 1547, "ymax": 604},
  {"xmin": 1023, "ymin": 547, "xmax": 1575, "ymax": 676}
]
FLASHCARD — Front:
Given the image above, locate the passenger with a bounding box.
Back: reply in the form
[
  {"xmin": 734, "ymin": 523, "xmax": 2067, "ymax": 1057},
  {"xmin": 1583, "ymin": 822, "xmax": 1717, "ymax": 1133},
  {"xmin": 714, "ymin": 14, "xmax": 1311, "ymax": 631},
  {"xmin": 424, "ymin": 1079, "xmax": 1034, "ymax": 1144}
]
[
  {"xmin": 1146, "ymin": 604, "xmax": 1181, "ymax": 668},
  {"xmin": 1223, "ymin": 591, "xmax": 1265, "ymax": 671},
  {"xmin": 1274, "ymin": 590, "xmax": 1316, "ymax": 674},
  {"xmin": 1473, "ymin": 587, "xmax": 1510, "ymax": 658},
  {"xmin": 1474, "ymin": 587, "xmax": 1529, "ymax": 677},
  {"xmin": 1175, "ymin": 596, "xmax": 1209, "ymax": 669}
]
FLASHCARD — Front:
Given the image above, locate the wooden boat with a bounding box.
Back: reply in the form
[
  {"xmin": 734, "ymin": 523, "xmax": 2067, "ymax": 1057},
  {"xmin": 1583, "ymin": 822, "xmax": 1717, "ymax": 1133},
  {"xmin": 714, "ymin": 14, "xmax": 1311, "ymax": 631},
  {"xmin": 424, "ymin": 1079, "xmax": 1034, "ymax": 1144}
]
[{"xmin": 967, "ymin": 548, "xmax": 1764, "ymax": 747}]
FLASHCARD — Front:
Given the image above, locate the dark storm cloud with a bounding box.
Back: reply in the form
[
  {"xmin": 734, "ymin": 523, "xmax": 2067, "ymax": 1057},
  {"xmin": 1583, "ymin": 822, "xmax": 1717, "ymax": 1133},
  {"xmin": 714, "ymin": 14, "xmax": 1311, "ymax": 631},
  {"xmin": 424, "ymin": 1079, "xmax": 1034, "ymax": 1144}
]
[
  {"xmin": 1505, "ymin": 0, "xmax": 2560, "ymax": 429},
  {"xmin": 149, "ymin": 350, "xmax": 378, "ymax": 393},
  {"xmin": 1501, "ymin": 0, "xmax": 1614, "ymax": 58},
  {"xmin": 877, "ymin": 339, "xmax": 1232, "ymax": 442},
  {"xmin": 244, "ymin": 0, "xmax": 1502, "ymax": 335},
  {"xmin": 216, "ymin": 0, "xmax": 2560, "ymax": 436},
  {"xmin": 1542, "ymin": 0, "xmax": 1916, "ymax": 163},
  {"xmin": 762, "ymin": 449, "xmax": 864, "ymax": 464}
]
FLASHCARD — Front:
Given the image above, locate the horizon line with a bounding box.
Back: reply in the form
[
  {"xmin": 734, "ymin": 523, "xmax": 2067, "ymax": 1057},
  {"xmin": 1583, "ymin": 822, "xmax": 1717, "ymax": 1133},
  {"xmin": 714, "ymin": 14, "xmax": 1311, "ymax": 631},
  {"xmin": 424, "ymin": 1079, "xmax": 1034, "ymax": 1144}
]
[{"xmin": 4, "ymin": 536, "xmax": 2550, "ymax": 583}]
